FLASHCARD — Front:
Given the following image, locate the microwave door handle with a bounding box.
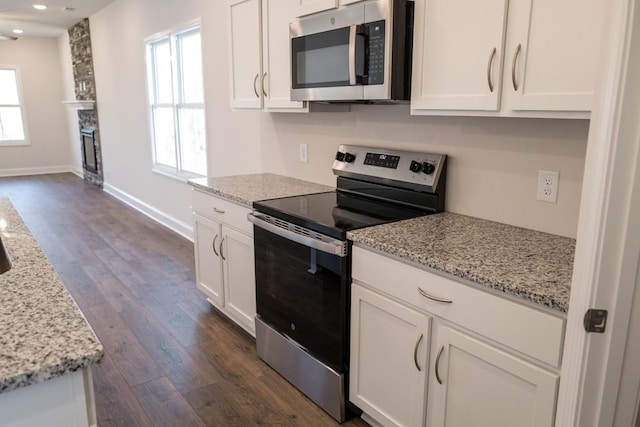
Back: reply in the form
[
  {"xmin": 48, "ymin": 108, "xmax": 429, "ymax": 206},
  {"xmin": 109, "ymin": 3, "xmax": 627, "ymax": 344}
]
[{"xmin": 349, "ymin": 24, "xmax": 357, "ymax": 85}]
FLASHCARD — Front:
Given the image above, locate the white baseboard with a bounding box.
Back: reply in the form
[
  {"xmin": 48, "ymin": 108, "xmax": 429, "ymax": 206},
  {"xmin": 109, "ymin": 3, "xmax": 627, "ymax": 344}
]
[
  {"xmin": 103, "ymin": 182, "xmax": 194, "ymax": 241},
  {"xmin": 0, "ymin": 165, "xmax": 74, "ymax": 178},
  {"xmin": 70, "ymin": 166, "xmax": 83, "ymax": 179}
]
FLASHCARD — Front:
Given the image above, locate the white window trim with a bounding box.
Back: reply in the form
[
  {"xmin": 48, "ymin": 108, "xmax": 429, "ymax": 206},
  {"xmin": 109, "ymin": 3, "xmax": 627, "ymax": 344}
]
[
  {"xmin": 0, "ymin": 65, "xmax": 30, "ymax": 147},
  {"xmin": 145, "ymin": 20, "xmax": 207, "ymax": 181}
]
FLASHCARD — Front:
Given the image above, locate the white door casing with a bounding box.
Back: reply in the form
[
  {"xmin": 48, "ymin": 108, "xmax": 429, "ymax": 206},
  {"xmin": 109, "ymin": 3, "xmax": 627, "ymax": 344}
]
[{"xmin": 556, "ymin": 0, "xmax": 640, "ymax": 424}]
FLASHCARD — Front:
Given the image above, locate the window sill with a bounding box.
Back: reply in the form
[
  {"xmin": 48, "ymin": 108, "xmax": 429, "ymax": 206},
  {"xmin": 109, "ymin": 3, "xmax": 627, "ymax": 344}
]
[
  {"xmin": 0, "ymin": 140, "xmax": 30, "ymax": 147},
  {"xmin": 152, "ymin": 166, "xmax": 205, "ymax": 183}
]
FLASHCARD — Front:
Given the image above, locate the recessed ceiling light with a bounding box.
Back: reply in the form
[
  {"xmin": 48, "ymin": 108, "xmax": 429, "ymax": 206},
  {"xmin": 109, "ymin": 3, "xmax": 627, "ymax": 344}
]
[
  {"xmin": 13, "ymin": 29, "xmax": 23, "ymax": 34},
  {"xmin": 32, "ymin": 4, "xmax": 47, "ymax": 10}
]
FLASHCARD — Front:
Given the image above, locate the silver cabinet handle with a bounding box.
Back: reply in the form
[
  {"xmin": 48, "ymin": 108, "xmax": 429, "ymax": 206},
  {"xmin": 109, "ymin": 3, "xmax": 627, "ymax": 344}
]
[
  {"xmin": 213, "ymin": 207, "xmax": 226, "ymax": 214},
  {"xmin": 435, "ymin": 345, "xmax": 444, "ymax": 384},
  {"xmin": 220, "ymin": 237, "xmax": 226, "ymax": 261},
  {"xmin": 414, "ymin": 334, "xmax": 424, "ymax": 372},
  {"xmin": 511, "ymin": 43, "xmax": 522, "ymax": 91},
  {"xmin": 212, "ymin": 234, "xmax": 219, "ymax": 257},
  {"xmin": 262, "ymin": 72, "xmax": 268, "ymax": 97},
  {"xmin": 253, "ymin": 73, "xmax": 259, "ymax": 98},
  {"xmin": 418, "ymin": 287, "xmax": 453, "ymax": 304},
  {"xmin": 487, "ymin": 47, "xmax": 497, "ymax": 92}
]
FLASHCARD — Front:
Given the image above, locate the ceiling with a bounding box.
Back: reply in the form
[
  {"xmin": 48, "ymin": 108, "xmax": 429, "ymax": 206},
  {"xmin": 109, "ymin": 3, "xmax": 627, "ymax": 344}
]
[{"xmin": 0, "ymin": 0, "xmax": 115, "ymax": 38}]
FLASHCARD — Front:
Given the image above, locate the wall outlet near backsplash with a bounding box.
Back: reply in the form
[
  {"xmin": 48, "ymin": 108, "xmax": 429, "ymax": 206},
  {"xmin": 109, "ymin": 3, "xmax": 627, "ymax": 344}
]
[{"xmin": 537, "ymin": 170, "xmax": 560, "ymax": 203}]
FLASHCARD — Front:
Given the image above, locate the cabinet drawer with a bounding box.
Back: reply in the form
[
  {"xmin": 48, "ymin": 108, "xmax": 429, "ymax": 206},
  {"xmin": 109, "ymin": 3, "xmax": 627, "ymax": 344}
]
[
  {"xmin": 191, "ymin": 189, "xmax": 253, "ymax": 235},
  {"xmin": 352, "ymin": 246, "xmax": 565, "ymax": 368}
]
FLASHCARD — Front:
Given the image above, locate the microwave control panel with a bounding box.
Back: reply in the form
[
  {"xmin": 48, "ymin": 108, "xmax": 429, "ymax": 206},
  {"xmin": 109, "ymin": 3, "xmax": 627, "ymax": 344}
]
[{"xmin": 366, "ymin": 20, "xmax": 386, "ymax": 86}]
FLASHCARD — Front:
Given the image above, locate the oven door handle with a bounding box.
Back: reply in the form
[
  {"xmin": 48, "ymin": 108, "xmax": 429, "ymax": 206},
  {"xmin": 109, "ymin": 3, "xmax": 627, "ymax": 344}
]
[{"xmin": 248, "ymin": 213, "xmax": 347, "ymax": 257}]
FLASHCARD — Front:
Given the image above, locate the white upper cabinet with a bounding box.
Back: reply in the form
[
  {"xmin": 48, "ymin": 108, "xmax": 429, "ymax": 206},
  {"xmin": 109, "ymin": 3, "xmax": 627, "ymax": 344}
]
[
  {"xmin": 502, "ymin": 0, "xmax": 608, "ymax": 113},
  {"xmin": 228, "ymin": 0, "xmax": 263, "ymax": 109},
  {"xmin": 261, "ymin": 0, "xmax": 306, "ymax": 111},
  {"xmin": 228, "ymin": 0, "xmax": 306, "ymax": 112},
  {"xmin": 294, "ymin": 0, "xmax": 365, "ymax": 17},
  {"xmin": 294, "ymin": 0, "xmax": 338, "ymax": 17},
  {"xmin": 411, "ymin": 0, "xmax": 607, "ymax": 118},
  {"xmin": 411, "ymin": 0, "xmax": 509, "ymax": 112}
]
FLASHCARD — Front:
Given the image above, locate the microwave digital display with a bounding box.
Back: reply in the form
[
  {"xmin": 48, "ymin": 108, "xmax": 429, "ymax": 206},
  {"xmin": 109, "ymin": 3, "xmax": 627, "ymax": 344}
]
[{"xmin": 364, "ymin": 153, "xmax": 400, "ymax": 169}]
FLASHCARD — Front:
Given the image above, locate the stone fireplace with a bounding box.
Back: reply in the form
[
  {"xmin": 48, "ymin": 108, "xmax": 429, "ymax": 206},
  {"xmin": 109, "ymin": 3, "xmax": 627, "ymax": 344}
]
[{"xmin": 68, "ymin": 19, "xmax": 103, "ymax": 187}]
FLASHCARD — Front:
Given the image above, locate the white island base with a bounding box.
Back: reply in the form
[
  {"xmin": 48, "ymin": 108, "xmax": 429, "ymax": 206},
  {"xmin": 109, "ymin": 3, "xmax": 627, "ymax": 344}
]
[{"xmin": 0, "ymin": 367, "xmax": 97, "ymax": 427}]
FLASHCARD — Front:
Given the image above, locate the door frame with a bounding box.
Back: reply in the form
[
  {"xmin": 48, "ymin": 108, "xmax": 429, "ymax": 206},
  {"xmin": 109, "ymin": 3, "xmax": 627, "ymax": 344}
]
[{"xmin": 556, "ymin": 0, "xmax": 640, "ymax": 424}]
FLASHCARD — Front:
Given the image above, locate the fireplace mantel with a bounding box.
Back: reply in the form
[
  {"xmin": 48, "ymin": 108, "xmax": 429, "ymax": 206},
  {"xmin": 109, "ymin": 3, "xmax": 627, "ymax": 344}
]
[{"xmin": 62, "ymin": 100, "xmax": 95, "ymax": 110}]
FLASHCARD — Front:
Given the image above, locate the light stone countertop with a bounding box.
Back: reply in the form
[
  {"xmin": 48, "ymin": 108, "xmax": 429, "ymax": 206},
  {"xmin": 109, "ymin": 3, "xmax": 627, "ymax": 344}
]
[
  {"xmin": 189, "ymin": 173, "xmax": 334, "ymax": 207},
  {"xmin": 0, "ymin": 198, "xmax": 103, "ymax": 394},
  {"xmin": 348, "ymin": 212, "xmax": 574, "ymax": 313}
]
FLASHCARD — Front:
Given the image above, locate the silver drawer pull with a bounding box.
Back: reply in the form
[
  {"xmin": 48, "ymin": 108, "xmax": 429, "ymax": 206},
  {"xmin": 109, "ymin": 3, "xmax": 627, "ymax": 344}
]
[
  {"xmin": 414, "ymin": 334, "xmax": 424, "ymax": 372},
  {"xmin": 213, "ymin": 207, "xmax": 226, "ymax": 214},
  {"xmin": 418, "ymin": 287, "xmax": 453, "ymax": 304},
  {"xmin": 435, "ymin": 345, "xmax": 445, "ymax": 385},
  {"xmin": 512, "ymin": 43, "xmax": 522, "ymax": 91},
  {"xmin": 220, "ymin": 237, "xmax": 226, "ymax": 261}
]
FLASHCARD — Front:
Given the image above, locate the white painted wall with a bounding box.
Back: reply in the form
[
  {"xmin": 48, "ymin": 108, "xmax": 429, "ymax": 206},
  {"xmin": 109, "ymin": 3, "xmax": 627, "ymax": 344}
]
[
  {"xmin": 0, "ymin": 36, "xmax": 71, "ymax": 176},
  {"xmin": 87, "ymin": 0, "xmax": 588, "ymax": 238}
]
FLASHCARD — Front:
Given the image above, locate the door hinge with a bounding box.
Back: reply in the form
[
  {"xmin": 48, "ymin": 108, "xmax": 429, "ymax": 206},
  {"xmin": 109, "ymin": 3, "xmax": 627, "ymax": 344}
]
[{"xmin": 584, "ymin": 309, "xmax": 608, "ymax": 333}]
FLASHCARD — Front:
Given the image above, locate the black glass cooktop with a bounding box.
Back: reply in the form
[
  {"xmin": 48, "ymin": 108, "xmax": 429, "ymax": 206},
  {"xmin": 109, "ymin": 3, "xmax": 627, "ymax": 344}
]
[{"xmin": 253, "ymin": 191, "xmax": 430, "ymax": 240}]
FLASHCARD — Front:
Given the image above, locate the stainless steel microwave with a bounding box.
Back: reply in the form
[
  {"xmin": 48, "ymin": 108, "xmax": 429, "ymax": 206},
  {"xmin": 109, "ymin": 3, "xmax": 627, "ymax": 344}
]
[{"xmin": 290, "ymin": 0, "xmax": 414, "ymax": 103}]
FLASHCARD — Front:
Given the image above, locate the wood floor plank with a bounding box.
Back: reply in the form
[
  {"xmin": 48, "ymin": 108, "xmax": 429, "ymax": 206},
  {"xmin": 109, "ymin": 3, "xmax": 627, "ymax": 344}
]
[
  {"xmin": 92, "ymin": 354, "xmax": 155, "ymax": 427},
  {"xmin": 118, "ymin": 302, "xmax": 223, "ymax": 394},
  {"xmin": 86, "ymin": 303, "xmax": 166, "ymax": 387},
  {"xmin": 133, "ymin": 377, "xmax": 206, "ymax": 427}
]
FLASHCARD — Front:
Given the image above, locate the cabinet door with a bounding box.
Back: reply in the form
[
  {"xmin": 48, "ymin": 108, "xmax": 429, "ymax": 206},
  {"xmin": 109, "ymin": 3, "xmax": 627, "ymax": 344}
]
[
  {"xmin": 193, "ymin": 213, "xmax": 224, "ymax": 307},
  {"xmin": 411, "ymin": 0, "xmax": 509, "ymax": 112},
  {"xmin": 221, "ymin": 225, "xmax": 256, "ymax": 336},
  {"xmin": 350, "ymin": 283, "xmax": 430, "ymax": 427},
  {"xmin": 426, "ymin": 324, "xmax": 559, "ymax": 427},
  {"xmin": 504, "ymin": 0, "xmax": 607, "ymax": 112},
  {"xmin": 229, "ymin": 0, "xmax": 263, "ymax": 109},
  {"xmin": 294, "ymin": 0, "xmax": 337, "ymax": 17},
  {"xmin": 262, "ymin": 0, "xmax": 307, "ymax": 111}
]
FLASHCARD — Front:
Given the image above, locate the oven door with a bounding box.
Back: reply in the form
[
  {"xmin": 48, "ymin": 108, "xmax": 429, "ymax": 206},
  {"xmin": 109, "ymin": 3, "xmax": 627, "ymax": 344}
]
[
  {"xmin": 290, "ymin": 5, "xmax": 367, "ymax": 101},
  {"xmin": 250, "ymin": 213, "xmax": 349, "ymax": 371}
]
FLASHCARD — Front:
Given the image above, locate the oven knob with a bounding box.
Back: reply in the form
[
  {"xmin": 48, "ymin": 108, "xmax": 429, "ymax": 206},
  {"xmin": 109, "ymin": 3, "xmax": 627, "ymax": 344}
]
[
  {"xmin": 335, "ymin": 151, "xmax": 345, "ymax": 162},
  {"xmin": 410, "ymin": 160, "xmax": 422, "ymax": 173},
  {"xmin": 344, "ymin": 152, "xmax": 356, "ymax": 163},
  {"xmin": 422, "ymin": 162, "xmax": 436, "ymax": 175}
]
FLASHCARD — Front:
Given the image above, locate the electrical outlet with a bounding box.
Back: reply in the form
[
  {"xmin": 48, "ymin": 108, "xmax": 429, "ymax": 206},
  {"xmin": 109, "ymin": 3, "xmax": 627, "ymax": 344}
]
[
  {"xmin": 537, "ymin": 170, "xmax": 559, "ymax": 203},
  {"xmin": 299, "ymin": 143, "xmax": 308, "ymax": 162}
]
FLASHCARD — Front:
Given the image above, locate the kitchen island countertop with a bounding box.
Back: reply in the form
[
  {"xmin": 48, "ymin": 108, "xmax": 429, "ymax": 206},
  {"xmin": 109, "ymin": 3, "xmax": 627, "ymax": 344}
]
[
  {"xmin": 348, "ymin": 212, "xmax": 574, "ymax": 313},
  {"xmin": 189, "ymin": 173, "xmax": 334, "ymax": 207},
  {"xmin": 0, "ymin": 198, "xmax": 103, "ymax": 394}
]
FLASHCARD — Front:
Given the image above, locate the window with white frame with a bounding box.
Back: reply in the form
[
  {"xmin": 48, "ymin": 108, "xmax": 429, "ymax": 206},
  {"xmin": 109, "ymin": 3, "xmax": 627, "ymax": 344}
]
[
  {"xmin": 0, "ymin": 67, "xmax": 28, "ymax": 146},
  {"xmin": 146, "ymin": 26, "xmax": 206, "ymax": 177}
]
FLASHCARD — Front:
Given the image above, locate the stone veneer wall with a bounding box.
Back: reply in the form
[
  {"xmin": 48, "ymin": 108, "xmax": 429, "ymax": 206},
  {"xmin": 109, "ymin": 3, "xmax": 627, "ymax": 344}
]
[{"xmin": 68, "ymin": 18, "xmax": 103, "ymax": 187}]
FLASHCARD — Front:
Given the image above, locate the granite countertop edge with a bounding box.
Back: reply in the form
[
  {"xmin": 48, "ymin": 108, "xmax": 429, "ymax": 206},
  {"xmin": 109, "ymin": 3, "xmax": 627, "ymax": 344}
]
[
  {"xmin": 348, "ymin": 213, "xmax": 574, "ymax": 314},
  {"xmin": 0, "ymin": 198, "xmax": 104, "ymax": 394}
]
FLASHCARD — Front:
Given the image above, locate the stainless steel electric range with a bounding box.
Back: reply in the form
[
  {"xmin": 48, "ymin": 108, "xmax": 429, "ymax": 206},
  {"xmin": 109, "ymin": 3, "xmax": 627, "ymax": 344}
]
[{"xmin": 247, "ymin": 145, "xmax": 447, "ymax": 422}]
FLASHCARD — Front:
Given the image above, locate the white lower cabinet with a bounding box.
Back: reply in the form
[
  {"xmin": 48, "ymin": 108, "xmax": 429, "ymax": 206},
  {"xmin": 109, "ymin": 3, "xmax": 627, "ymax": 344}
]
[
  {"xmin": 350, "ymin": 246, "xmax": 564, "ymax": 427},
  {"xmin": 192, "ymin": 189, "xmax": 256, "ymax": 336},
  {"xmin": 426, "ymin": 324, "xmax": 559, "ymax": 427},
  {"xmin": 350, "ymin": 283, "xmax": 430, "ymax": 427}
]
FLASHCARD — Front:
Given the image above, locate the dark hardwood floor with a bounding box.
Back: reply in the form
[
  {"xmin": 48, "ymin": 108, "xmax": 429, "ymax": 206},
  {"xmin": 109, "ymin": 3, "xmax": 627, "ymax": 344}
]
[{"xmin": 0, "ymin": 174, "xmax": 368, "ymax": 427}]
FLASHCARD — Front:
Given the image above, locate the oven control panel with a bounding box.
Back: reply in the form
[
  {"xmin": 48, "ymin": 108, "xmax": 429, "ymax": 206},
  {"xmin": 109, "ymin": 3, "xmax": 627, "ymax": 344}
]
[{"xmin": 333, "ymin": 145, "xmax": 446, "ymax": 193}]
